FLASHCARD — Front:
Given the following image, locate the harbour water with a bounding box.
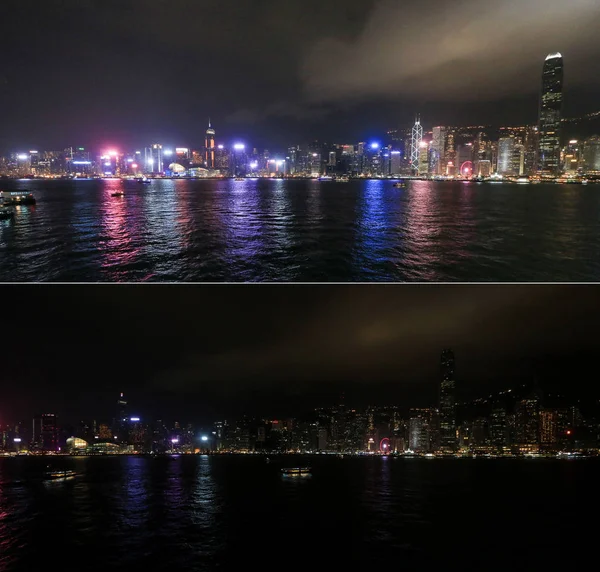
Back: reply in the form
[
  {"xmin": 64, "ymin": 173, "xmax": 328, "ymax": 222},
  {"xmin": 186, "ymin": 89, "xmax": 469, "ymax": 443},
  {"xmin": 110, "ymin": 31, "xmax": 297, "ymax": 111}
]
[
  {"xmin": 1, "ymin": 178, "xmax": 599, "ymax": 282},
  {"xmin": 0, "ymin": 455, "xmax": 596, "ymax": 571}
]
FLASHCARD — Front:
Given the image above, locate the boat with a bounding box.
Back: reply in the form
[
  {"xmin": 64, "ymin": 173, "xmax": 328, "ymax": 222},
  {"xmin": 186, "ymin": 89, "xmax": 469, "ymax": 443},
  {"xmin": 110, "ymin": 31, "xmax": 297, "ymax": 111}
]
[
  {"xmin": 516, "ymin": 178, "xmax": 531, "ymax": 184},
  {"xmin": 1, "ymin": 190, "xmax": 36, "ymax": 205},
  {"xmin": 234, "ymin": 178, "xmax": 246, "ymax": 181},
  {"xmin": 393, "ymin": 181, "xmax": 406, "ymax": 188},
  {"xmin": 137, "ymin": 178, "xmax": 151, "ymax": 185},
  {"xmin": 0, "ymin": 207, "xmax": 14, "ymax": 220},
  {"xmin": 281, "ymin": 467, "xmax": 311, "ymax": 476},
  {"xmin": 111, "ymin": 191, "xmax": 124, "ymax": 197},
  {"xmin": 336, "ymin": 177, "xmax": 350, "ymax": 183},
  {"xmin": 44, "ymin": 468, "xmax": 77, "ymax": 480}
]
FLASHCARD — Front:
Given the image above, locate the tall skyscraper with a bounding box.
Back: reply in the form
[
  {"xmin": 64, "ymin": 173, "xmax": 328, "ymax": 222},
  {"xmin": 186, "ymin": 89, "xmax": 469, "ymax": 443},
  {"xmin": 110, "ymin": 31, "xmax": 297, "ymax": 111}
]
[
  {"xmin": 410, "ymin": 117, "xmax": 423, "ymax": 176},
  {"xmin": 537, "ymin": 53, "xmax": 564, "ymax": 176},
  {"xmin": 439, "ymin": 349, "xmax": 457, "ymax": 450},
  {"xmin": 32, "ymin": 414, "xmax": 59, "ymax": 452},
  {"xmin": 205, "ymin": 120, "xmax": 216, "ymax": 169},
  {"xmin": 431, "ymin": 127, "xmax": 447, "ymax": 175}
]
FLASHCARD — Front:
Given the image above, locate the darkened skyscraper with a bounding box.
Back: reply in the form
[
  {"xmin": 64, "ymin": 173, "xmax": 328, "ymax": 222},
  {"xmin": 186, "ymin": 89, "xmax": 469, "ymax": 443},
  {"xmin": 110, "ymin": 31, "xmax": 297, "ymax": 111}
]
[
  {"xmin": 439, "ymin": 349, "xmax": 456, "ymax": 449},
  {"xmin": 537, "ymin": 53, "xmax": 564, "ymax": 176},
  {"xmin": 32, "ymin": 414, "xmax": 59, "ymax": 452}
]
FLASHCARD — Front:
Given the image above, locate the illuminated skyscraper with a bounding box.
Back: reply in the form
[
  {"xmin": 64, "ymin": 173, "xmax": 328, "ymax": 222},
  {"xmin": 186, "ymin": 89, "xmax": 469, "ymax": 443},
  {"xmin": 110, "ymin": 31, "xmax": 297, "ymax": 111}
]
[
  {"xmin": 205, "ymin": 120, "xmax": 216, "ymax": 169},
  {"xmin": 410, "ymin": 117, "xmax": 423, "ymax": 176},
  {"xmin": 439, "ymin": 349, "xmax": 457, "ymax": 450},
  {"xmin": 538, "ymin": 53, "xmax": 564, "ymax": 176},
  {"xmin": 431, "ymin": 127, "xmax": 447, "ymax": 175}
]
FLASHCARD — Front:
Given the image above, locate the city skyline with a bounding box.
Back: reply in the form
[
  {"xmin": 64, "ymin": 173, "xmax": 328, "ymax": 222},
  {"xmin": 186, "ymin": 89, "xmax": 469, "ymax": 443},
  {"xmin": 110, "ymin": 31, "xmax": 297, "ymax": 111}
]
[
  {"xmin": 2, "ymin": 285, "xmax": 600, "ymax": 425},
  {"xmin": 2, "ymin": 1, "xmax": 600, "ymax": 150}
]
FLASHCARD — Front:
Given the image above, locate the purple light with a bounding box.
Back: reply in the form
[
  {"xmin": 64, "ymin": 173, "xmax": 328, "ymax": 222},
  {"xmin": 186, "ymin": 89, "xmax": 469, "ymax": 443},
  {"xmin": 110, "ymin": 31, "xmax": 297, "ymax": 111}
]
[
  {"xmin": 171, "ymin": 438, "xmax": 179, "ymax": 444},
  {"xmin": 73, "ymin": 161, "xmax": 92, "ymax": 165},
  {"xmin": 130, "ymin": 417, "xmax": 140, "ymax": 422},
  {"xmin": 13, "ymin": 438, "xmax": 22, "ymax": 443},
  {"xmin": 233, "ymin": 143, "xmax": 245, "ymax": 151}
]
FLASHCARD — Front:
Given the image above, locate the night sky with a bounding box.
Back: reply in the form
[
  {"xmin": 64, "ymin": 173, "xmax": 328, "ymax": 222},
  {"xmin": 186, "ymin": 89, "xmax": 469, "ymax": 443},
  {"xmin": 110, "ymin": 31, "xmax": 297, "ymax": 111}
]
[
  {"xmin": 2, "ymin": 0, "xmax": 600, "ymax": 151},
  {"xmin": 2, "ymin": 285, "xmax": 599, "ymax": 425}
]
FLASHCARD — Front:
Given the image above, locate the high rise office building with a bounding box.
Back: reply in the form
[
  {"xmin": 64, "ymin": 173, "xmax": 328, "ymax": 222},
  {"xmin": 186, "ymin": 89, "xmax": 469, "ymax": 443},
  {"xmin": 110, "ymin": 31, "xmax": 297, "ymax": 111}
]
[
  {"xmin": 32, "ymin": 414, "xmax": 59, "ymax": 452},
  {"xmin": 439, "ymin": 349, "xmax": 457, "ymax": 449},
  {"xmin": 431, "ymin": 127, "xmax": 447, "ymax": 175},
  {"xmin": 583, "ymin": 136, "xmax": 600, "ymax": 172},
  {"xmin": 205, "ymin": 120, "xmax": 216, "ymax": 169},
  {"xmin": 538, "ymin": 53, "xmax": 564, "ymax": 176},
  {"xmin": 410, "ymin": 117, "xmax": 423, "ymax": 176}
]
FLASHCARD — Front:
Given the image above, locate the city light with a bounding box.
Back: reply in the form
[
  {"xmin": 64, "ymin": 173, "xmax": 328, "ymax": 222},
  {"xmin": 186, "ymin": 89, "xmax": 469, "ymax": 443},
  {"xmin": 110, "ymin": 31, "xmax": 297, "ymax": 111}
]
[
  {"xmin": 131, "ymin": 163, "xmax": 138, "ymax": 169},
  {"xmin": 130, "ymin": 417, "xmax": 140, "ymax": 422},
  {"xmin": 147, "ymin": 158, "xmax": 154, "ymax": 166},
  {"xmin": 13, "ymin": 438, "xmax": 22, "ymax": 443},
  {"xmin": 171, "ymin": 438, "xmax": 179, "ymax": 444},
  {"xmin": 107, "ymin": 151, "xmax": 118, "ymax": 157},
  {"xmin": 73, "ymin": 161, "xmax": 91, "ymax": 165},
  {"xmin": 104, "ymin": 162, "xmax": 111, "ymax": 167},
  {"xmin": 127, "ymin": 158, "xmax": 134, "ymax": 163},
  {"xmin": 370, "ymin": 142, "xmax": 380, "ymax": 149},
  {"xmin": 201, "ymin": 436, "xmax": 209, "ymax": 442},
  {"xmin": 218, "ymin": 145, "xmax": 224, "ymax": 150},
  {"xmin": 17, "ymin": 154, "xmax": 29, "ymax": 160},
  {"xmin": 233, "ymin": 143, "xmax": 245, "ymax": 151},
  {"xmin": 163, "ymin": 150, "xmax": 173, "ymax": 157},
  {"xmin": 250, "ymin": 162, "xmax": 259, "ymax": 169}
]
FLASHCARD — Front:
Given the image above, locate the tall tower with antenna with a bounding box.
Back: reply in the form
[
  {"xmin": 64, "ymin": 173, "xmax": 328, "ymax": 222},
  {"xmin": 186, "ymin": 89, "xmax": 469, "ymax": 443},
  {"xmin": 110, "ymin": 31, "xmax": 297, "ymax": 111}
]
[
  {"xmin": 205, "ymin": 119, "xmax": 216, "ymax": 169},
  {"xmin": 411, "ymin": 116, "xmax": 423, "ymax": 176}
]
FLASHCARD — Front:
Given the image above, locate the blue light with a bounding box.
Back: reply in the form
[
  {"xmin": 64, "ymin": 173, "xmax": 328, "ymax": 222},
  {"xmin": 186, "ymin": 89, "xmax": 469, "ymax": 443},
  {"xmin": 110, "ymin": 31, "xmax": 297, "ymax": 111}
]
[{"xmin": 370, "ymin": 143, "xmax": 380, "ymax": 150}]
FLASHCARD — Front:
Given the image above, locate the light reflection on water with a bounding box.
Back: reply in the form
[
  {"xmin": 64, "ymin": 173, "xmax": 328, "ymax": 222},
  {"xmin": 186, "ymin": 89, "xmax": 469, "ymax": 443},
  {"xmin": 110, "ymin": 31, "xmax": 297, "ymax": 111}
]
[{"xmin": 1, "ymin": 179, "xmax": 600, "ymax": 281}]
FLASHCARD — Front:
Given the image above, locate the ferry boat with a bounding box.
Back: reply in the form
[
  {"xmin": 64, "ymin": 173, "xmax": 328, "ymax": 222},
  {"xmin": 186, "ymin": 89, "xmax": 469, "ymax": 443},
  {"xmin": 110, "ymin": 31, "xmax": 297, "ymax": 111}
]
[
  {"xmin": 137, "ymin": 177, "xmax": 151, "ymax": 185},
  {"xmin": 335, "ymin": 176, "xmax": 350, "ymax": 183},
  {"xmin": 234, "ymin": 178, "xmax": 246, "ymax": 181},
  {"xmin": 0, "ymin": 207, "xmax": 14, "ymax": 220},
  {"xmin": 516, "ymin": 177, "xmax": 531, "ymax": 184},
  {"xmin": 44, "ymin": 468, "xmax": 77, "ymax": 481},
  {"xmin": 393, "ymin": 181, "xmax": 406, "ymax": 188},
  {"xmin": 111, "ymin": 191, "xmax": 124, "ymax": 197},
  {"xmin": 1, "ymin": 190, "xmax": 36, "ymax": 205},
  {"xmin": 281, "ymin": 467, "xmax": 311, "ymax": 476}
]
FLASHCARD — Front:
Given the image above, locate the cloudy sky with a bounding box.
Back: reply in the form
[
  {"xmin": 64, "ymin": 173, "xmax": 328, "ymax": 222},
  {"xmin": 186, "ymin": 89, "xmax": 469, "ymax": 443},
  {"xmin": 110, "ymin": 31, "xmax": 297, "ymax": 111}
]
[
  {"xmin": 1, "ymin": 0, "xmax": 600, "ymax": 150},
  {"xmin": 1, "ymin": 285, "xmax": 599, "ymax": 425}
]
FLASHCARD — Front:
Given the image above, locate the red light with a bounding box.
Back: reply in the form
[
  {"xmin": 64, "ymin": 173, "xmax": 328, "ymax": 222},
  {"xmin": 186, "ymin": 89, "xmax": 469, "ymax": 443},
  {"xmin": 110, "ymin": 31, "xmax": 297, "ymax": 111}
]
[{"xmin": 131, "ymin": 164, "xmax": 138, "ymax": 169}]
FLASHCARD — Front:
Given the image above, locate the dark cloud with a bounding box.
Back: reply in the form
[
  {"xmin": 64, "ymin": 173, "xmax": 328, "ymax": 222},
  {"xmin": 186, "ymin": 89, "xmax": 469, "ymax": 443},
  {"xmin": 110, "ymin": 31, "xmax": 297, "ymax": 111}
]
[
  {"xmin": 302, "ymin": 0, "xmax": 600, "ymax": 103},
  {"xmin": 1, "ymin": 285, "xmax": 599, "ymax": 423},
  {"xmin": 1, "ymin": 0, "xmax": 599, "ymax": 152}
]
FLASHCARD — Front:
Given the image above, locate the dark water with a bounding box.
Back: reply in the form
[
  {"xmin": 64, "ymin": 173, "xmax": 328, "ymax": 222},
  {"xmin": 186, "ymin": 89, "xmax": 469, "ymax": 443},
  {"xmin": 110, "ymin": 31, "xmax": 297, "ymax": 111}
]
[
  {"xmin": 0, "ymin": 456, "xmax": 596, "ymax": 571},
  {"xmin": 1, "ymin": 179, "xmax": 599, "ymax": 282}
]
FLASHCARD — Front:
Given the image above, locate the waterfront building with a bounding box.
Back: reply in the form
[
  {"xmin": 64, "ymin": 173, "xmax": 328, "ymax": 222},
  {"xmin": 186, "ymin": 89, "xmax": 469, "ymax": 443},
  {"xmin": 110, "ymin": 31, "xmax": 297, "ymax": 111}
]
[
  {"xmin": 538, "ymin": 53, "xmax": 564, "ymax": 176},
  {"xmin": 32, "ymin": 413, "xmax": 59, "ymax": 452},
  {"xmin": 431, "ymin": 127, "xmax": 447, "ymax": 175},
  {"xmin": 498, "ymin": 137, "xmax": 516, "ymax": 176},
  {"xmin": 490, "ymin": 406, "xmax": 508, "ymax": 449},
  {"xmin": 583, "ymin": 136, "xmax": 600, "ymax": 173},
  {"xmin": 439, "ymin": 349, "xmax": 457, "ymax": 450},
  {"xmin": 145, "ymin": 144, "xmax": 164, "ymax": 174},
  {"xmin": 205, "ymin": 120, "xmax": 216, "ymax": 169},
  {"xmin": 515, "ymin": 398, "xmax": 540, "ymax": 451},
  {"xmin": 410, "ymin": 117, "xmax": 423, "ymax": 176},
  {"xmin": 539, "ymin": 409, "xmax": 558, "ymax": 447},
  {"xmin": 562, "ymin": 140, "xmax": 582, "ymax": 174}
]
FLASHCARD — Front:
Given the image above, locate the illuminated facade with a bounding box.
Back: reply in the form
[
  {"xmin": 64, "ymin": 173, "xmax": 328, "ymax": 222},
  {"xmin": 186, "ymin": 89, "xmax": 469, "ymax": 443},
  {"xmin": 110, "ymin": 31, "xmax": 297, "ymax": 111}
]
[
  {"xmin": 431, "ymin": 127, "xmax": 447, "ymax": 175},
  {"xmin": 205, "ymin": 120, "xmax": 216, "ymax": 169},
  {"xmin": 538, "ymin": 53, "xmax": 564, "ymax": 176},
  {"xmin": 410, "ymin": 117, "xmax": 423, "ymax": 176},
  {"xmin": 439, "ymin": 349, "xmax": 457, "ymax": 450},
  {"xmin": 583, "ymin": 136, "xmax": 600, "ymax": 173}
]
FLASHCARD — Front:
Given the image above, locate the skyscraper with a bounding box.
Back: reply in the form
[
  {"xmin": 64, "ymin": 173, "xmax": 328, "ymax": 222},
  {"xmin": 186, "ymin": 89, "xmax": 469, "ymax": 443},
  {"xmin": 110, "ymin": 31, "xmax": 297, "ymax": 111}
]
[
  {"xmin": 205, "ymin": 120, "xmax": 216, "ymax": 169},
  {"xmin": 537, "ymin": 53, "xmax": 564, "ymax": 176},
  {"xmin": 32, "ymin": 414, "xmax": 59, "ymax": 452},
  {"xmin": 439, "ymin": 349, "xmax": 457, "ymax": 450},
  {"xmin": 410, "ymin": 117, "xmax": 423, "ymax": 176}
]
